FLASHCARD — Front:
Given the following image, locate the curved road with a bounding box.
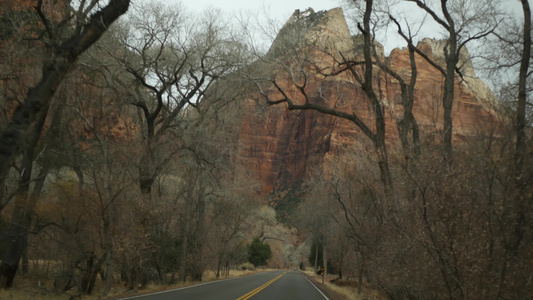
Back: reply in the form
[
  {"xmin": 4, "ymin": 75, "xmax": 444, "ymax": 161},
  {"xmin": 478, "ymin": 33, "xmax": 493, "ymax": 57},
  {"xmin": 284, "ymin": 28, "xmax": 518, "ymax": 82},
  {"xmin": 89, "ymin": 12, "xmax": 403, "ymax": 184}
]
[{"xmin": 119, "ymin": 270, "xmax": 329, "ymax": 300}]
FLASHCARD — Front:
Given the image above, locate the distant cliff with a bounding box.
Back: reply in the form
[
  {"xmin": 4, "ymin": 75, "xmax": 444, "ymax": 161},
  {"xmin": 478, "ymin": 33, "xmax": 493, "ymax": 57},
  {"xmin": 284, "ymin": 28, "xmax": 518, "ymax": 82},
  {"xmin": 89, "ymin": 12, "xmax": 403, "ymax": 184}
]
[{"xmin": 220, "ymin": 8, "xmax": 504, "ymax": 196}]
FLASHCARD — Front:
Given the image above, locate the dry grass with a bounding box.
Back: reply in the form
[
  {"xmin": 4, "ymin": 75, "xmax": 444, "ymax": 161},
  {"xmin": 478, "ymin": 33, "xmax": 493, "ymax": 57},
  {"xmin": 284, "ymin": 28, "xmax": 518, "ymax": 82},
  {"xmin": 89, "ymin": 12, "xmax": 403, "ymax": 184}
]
[
  {"xmin": 1, "ymin": 268, "xmax": 264, "ymax": 299},
  {"xmin": 0, "ymin": 290, "xmax": 70, "ymax": 300},
  {"xmin": 302, "ymin": 270, "xmax": 385, "ymax": 300},
  {"xmin": 0, "ymin": 275, "xmax": 71, "ymax": 300}
]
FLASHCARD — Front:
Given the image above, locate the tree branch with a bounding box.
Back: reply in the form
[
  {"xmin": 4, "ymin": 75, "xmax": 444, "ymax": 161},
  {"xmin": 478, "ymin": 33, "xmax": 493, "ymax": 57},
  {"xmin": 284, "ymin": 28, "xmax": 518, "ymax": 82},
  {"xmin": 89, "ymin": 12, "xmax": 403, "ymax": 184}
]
[{"xmin": 0, "ymin": 0, "xmax": 131, "ymax": 191}]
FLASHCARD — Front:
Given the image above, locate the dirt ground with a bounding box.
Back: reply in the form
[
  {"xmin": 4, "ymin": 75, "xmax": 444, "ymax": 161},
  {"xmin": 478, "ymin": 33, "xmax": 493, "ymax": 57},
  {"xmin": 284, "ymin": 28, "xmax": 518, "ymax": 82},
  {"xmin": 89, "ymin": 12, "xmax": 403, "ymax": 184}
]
[{"xmin": 302, "ymin": 270, "xmax": 385, "ymax": 300}]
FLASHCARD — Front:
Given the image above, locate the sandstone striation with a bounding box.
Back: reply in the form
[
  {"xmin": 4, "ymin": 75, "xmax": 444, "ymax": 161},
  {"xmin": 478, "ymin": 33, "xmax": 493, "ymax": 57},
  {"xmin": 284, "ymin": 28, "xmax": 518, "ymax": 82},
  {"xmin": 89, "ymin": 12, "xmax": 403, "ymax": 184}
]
[{"xmin": 230, "ymin": 8, "xmax": 504, "ymax": 195}]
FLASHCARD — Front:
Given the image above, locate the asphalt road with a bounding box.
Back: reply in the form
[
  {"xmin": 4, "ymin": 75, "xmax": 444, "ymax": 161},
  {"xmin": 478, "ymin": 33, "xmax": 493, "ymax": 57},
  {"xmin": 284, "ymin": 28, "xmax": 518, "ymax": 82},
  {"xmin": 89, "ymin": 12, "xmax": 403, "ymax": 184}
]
[{"xmin": 119, "ymin": 270, "xmax": 329, "ymax": 300}]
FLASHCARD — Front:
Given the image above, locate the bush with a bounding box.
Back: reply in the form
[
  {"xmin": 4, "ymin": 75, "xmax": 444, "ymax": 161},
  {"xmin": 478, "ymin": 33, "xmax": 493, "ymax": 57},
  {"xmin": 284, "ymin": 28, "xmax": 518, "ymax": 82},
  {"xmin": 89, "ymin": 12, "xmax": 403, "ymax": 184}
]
[
  {"xmin": 239, "ymin": 262, "xmax": 256, "ymax": 271},
  {"xmin": 248, "ymin": 238, "xmax": 272, "ymax": 267}
]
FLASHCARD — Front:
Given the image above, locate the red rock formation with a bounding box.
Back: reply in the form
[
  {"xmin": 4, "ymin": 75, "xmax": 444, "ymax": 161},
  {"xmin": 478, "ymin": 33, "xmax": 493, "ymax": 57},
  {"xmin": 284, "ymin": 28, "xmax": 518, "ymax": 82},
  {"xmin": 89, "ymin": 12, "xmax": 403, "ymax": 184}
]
[{"xmin": 232, "ymin": 8, "xmax": 505, "ymax": 195}]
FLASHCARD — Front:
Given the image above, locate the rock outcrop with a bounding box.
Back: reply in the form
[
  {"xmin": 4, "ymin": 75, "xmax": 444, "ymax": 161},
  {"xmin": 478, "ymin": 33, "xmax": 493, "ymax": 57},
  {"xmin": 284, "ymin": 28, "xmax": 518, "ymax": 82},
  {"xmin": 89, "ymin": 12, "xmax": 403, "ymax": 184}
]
[{"xmin": 229, "ymin": 8, "xmax": 504, "ymax": 195}]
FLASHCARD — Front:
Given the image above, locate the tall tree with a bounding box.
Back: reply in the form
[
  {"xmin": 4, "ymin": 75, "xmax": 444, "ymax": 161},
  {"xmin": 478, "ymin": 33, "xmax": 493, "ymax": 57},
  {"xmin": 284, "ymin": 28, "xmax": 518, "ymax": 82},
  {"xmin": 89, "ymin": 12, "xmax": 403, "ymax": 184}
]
[
  {"xmin": 256, "ymin": 1, "xmax": 395, "ymax": 198},
  {"xmin": 0, "ymin": 0, "xmax": 130, "ymax": 195},
  {"xmin": 404, "ymin": 0, "xmax": 501, "ymax": 164},
  {"xmin": 104, "ymin": 3, "xmax": 246, "ymax": 195},
  {"xmin": 248, "ymin": 237, "xmax": 272, "ymax": 267},
  {"xmin": 0, "ymin": 0, "xmax": 131, "ymax": 288},
  {"xmin": 515, "ymin": 0, "xmax": 530, "ymax": 189}
]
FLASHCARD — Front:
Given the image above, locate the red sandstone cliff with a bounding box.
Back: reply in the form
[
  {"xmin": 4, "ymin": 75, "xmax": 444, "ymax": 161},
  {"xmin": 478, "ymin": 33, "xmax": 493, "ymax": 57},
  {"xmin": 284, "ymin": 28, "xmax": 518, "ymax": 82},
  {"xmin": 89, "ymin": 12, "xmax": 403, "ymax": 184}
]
[{"xmin": 232, "ymin": 8, "xmax": 505, "ymax": 195}]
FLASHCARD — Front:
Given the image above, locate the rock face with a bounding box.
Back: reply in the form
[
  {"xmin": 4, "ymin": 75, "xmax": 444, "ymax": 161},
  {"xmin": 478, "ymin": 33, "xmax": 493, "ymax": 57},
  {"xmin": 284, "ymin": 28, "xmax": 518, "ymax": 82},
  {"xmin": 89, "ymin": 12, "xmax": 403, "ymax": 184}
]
[{"xmin": 232, "ymin": 8, "xmax": 504, "ymax": 195}]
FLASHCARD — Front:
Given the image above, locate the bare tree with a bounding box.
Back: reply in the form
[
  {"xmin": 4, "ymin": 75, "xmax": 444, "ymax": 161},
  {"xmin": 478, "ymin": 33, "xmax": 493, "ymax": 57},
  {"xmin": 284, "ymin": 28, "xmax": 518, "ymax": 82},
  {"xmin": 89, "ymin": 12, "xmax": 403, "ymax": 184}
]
[
  {"xmin": 476, "ymin": 0, "xmax": 533, "ymax": 293},
  {"xmin": 254, "ymin": 3, "xmax": 394, "ymax": 199},
  {"xmin": 0, "ymin": 0, "xmax": 131, "ymax": 287},
  {"xmin": 483, "ymin": 2, "xmax": 533, "ymax": 295},
  {"xmin": 102, "ymin": 2, "xmax": 246, "ymax": 195},
  {"xmin": 0, "ymin": 0, "xmax": 130, "ymax": 199},
  {"xmin": 74, "ymin": 96, "xmax": 136, "ymax": 295},
  {"xmin": 403, "ymin": 0, "xmax": 501, "ymax": 164},
  {"xmin": 207, "ymin": 191, "xmax": 257, "ymax": 278}
]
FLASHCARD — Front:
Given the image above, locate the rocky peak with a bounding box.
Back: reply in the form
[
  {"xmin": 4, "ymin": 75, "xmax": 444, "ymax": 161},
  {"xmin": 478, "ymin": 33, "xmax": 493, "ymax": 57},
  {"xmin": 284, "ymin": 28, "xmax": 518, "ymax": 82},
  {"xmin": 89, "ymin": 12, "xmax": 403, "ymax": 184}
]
[
  {"xmin": 266, "ymin": 7, "xmax": 353, "ymax": 58},
  {"xmin": 417, "ymin": 38, "xmax": 476, "ymax": 77},
  {"xmin": 229, "ymin": 8, "xmax": 503, "ymax": 195},
  {"xmin": 416, "ymin": 38, "xmax": 499, "ymax": 113}
]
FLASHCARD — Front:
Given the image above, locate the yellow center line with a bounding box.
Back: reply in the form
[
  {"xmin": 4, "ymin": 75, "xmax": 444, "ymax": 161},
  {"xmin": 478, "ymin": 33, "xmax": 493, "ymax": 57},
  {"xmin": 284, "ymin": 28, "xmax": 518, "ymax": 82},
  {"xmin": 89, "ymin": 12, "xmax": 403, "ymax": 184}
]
[{"xmin": 236, "ymin": 272, "xmax": 286, "ymax": 300}]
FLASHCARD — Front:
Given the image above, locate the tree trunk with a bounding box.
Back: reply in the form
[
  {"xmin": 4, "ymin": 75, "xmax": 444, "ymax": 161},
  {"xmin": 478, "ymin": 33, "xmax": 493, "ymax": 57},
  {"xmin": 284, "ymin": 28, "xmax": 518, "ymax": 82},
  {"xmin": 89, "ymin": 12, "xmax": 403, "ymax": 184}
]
[
  {"xmin": 0, "ymin": 222, "xmax": 27, "ymax": 288},
  {"xmin": 103, "ymin": 216, "xmax": 113, "ymax": 295},
  {"xmin": 509, "ymin": 0, "xmax": 531, "ymax": 254},
  {"xmin": 338, "ymin": 245, "xmax": 344, "ymax": 280},
  {"xmin": 73, "ymin": 166, "xmax": 84, "ymax": 196},
  {"xmin": 154, "ymin": 260, "xmax": 163, "ymax": 284},
  {"xmin": 216, "ymin": 248, "xmax": 224, "ymax": 279},
  {"xmin": 0, "ymin": 106, "xmax": 49, "ymax": 288},
  {"xmin": 441, "ymin": 1, "xmax": 459, "ymax": 166},
  {"xmin": 21, "ymin": 249, "xmax": 29, "ymax": 275},
  {"xmin": 177, "ymin": 190, "xmax": 192, "ymax": 283},
  {"xmin": 314, "ymin": 243, "xmax": 318, "ymax": 273},
  {"xmin": 516, "ymin": 0, "xmax": 531, "ymax": 175},
  {"xmin": 356, "ymin": 251, "xmax": 365, "ymax": 295},
  {"xmin": 80, "ymin": 253, "xmax": 102, "ymax": 295},
  {"xmin": 0, "ymin": 0, "xmax": 131, "ymax": 287},
  {"xmin": 0, "ymin": 0, "xmax": 131, "ymax": 193},
  {"xmin": 358, "ymin": 266, "xmax": 363, "ymax": 295},
  {"xmin": 139, "ymin": 146, "xmax": 155, "ymax": 195},
  {"xmin": 120, "ymin": 252, "xmax": 133, "ymax": 289},
  {"xmin": 361, "ymin": 0, "xmax": 394, "ymax": 198},
  {"xmin": 322, "ymin": 247, "xmax": 327, "ymax": 284},
  {"xmin": 190, "ymin": 184, "xmax": 206, "ymax": 282},
  {"xmin": 31, "ymin": 167, "xmax": 49, "ymax": 200},
  {"xmin": 101, "ymin": 143, "xmax": 114, "ymax": 296}
]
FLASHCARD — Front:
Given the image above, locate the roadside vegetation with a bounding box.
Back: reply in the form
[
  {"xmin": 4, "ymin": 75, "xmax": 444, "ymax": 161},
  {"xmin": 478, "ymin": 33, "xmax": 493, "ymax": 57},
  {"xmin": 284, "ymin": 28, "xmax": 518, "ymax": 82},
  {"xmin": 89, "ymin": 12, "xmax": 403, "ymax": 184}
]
[{"xmin": 0, "ymin": 0, "xmax": 531, "ymax": 299}]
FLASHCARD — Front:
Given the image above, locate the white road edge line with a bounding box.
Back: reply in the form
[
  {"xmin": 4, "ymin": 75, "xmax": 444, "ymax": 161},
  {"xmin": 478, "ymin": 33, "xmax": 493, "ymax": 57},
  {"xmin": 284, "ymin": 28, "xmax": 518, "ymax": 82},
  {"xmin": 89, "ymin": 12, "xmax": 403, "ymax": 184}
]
[
  {"xmin": 118, "ymin": 273, "xmax": 262, "ymax": 300},
  {"xmin": 304, "ymin": 275, "xmax": 331, "ymax": 300}
]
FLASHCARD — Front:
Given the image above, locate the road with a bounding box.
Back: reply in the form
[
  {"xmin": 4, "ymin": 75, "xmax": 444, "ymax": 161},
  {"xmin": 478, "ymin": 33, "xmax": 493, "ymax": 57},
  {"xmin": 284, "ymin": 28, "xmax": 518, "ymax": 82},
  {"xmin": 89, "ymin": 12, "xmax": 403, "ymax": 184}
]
[{"xmin": 118, "ymin": 270, "xmax": 329, "ymax": 300}]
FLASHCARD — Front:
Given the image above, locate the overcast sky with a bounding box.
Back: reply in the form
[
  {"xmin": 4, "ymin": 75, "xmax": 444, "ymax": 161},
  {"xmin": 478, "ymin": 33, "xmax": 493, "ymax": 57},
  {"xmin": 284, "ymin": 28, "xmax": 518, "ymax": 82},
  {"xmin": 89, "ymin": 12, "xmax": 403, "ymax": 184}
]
[
  {"xmin": 166, "ymin": 0, "xmax": 343, "ymax": 19},
  {"xmin": 141, "ymin": 0, "xmax": 523, "ymax": 55}
]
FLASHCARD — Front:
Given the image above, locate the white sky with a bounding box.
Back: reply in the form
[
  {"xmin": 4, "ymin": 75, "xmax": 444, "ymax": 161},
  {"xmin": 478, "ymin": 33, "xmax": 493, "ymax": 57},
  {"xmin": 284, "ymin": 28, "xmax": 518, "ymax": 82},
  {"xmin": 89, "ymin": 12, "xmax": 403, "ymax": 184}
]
[
  {"xmin": 141, "ymin": 0, "xmax": 523, "ymax": 55},
  {"xmin": 166, "ymin": 0, "xmax": 342, "ymax": 19}
]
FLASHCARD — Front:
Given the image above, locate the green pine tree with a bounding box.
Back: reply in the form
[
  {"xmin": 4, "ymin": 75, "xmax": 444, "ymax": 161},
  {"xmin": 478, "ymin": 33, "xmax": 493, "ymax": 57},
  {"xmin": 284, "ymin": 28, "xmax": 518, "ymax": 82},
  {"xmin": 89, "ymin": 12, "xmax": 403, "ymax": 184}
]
[{"xmin": 248, "ymin": 238, "xmax": 272, "ymax": 267}]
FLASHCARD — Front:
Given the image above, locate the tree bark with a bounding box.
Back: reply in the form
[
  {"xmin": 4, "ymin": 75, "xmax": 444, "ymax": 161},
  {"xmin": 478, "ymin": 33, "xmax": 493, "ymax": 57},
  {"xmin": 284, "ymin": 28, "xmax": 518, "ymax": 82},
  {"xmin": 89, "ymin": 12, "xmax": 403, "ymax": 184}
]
[
  {"xmin": 361, "ymin": 0, "xmax": 394, "ymax": 198},
  {"xmin": 322, "ymin": 247, "xmax": 327, "ymax": 284},
  {"xmin": 139, "ymin": 144, "xmax": 155, "ymax": 195},
  {"xmin": 0, "ymin": 106, "xmax": 49, "ymax": 288},
  {"xmin": 103, "ymin": 215, "xmax": 113, "ymax": 295},
  {"xmin": 515, "ymin": 0, "xmax": 530, "ymax": 184},
  {"xmin": 408, "ymin": 0, "xmax": 460, "ymax": 165},
  {"xmin": 509, "ymin": 0, "xmax": 531, "ymax": 254},
  {"xmin": 190, "ymin": 181, "xmax": 207, "ymax": 282},
  {"xmin": 177, "ymin": 186, "xmax": 193, "ymax": 282},
  {"xmin": 101, "ymin": 142, "xmax": 114, "ymax": 296},
  {"xmin": 314, "ymin": 243, "xmax": 318, "ymax": 273},
  {"xmin": 357, "ymin": 252, "xmax": 364, "ymax": 295}
]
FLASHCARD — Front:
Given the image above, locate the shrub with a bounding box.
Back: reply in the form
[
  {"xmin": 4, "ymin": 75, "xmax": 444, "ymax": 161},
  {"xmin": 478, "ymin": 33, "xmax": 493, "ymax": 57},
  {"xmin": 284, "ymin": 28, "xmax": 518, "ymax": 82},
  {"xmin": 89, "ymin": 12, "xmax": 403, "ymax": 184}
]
[{"xmin": 239, "ymin": 262, "xmax": 256, "ymax": 271}]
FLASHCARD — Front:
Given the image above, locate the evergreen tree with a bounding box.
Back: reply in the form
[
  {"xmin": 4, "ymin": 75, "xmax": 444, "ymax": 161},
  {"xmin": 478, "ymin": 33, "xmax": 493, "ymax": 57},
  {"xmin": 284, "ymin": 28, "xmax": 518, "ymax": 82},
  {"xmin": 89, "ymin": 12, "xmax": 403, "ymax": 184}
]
[{"xmin": 248, "ymin": 238, "xmax": 272, "ymax": 267}]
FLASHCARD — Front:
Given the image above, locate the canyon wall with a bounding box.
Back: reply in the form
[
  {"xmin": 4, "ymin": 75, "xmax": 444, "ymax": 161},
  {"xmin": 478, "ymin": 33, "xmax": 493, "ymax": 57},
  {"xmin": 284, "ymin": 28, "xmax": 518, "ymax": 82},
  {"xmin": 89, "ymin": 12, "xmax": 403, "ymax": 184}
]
[{"xmin": 230, "ymin": 8, "xmax": 505, "ymax": 195}]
